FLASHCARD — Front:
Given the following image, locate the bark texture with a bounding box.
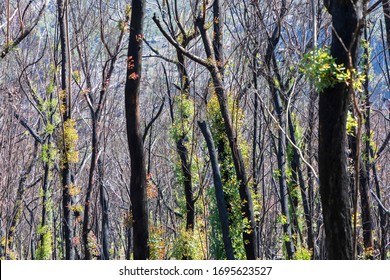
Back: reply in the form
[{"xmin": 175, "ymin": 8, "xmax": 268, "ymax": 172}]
[
  {"xmin": 319, "ymin": 0, "xmax": 365, "ymax": 260},
  {"xmin": 125, "ymin": 0, "xmax": 149, "ymax": 260}
]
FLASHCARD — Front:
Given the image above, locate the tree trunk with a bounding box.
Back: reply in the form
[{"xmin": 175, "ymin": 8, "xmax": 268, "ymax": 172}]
[
  {"xmin": 82, "ymin": 113, "xmax": 97, "ymax": 260},
  {"xmin": 199, "ymin": 121, "xmax": 235, "ymax": 260},
  {"xmin": 99, "ymin": 158, "xmax": 110, "ymax": 260},
  {"xmin": 379, "ymin": 0, "xmax": 390, "ymax": 260},
  {"xmin": 125, "ymin": 0, "xmax": 149, "ymax": 260},
  {"xmin": 274, "ymin": 106, "xmax": 295, "ymax": 259},
  {"xmin": 57, "ymin": 0, "xmax": 75, "ymax": 260},
  {"xmin": 319, "ymin": 0, "xmax": 365, "ymax": 260},
  {"xmin": 175, "ymin": 48, "xmax": 194, "ymax": 232},
  {"xmin": 176, "ymin": 138, "xmax": 194, "ymax": 231}
]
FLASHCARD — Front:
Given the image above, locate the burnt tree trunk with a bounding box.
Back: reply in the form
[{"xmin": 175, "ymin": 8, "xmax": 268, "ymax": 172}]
[
  {"xmin": 98, "ymin": 158, "xmax": 110, "ymax": 260},
  {"xmin": 176, "ymin": 48, "xmax": 194, "ymax": 232},
  {"xmin": 125, "ymin": 0, "xmax": 149, "ymax": 260},
  {"xmin": 319, "ymin": 0, "xmax": 365, "ymax": 260},
  {"xmin": 57, "ymin": 0, "xmax": 75, "ymax": 260},
  {"xmin": 198, "ymin": 121, "xmax": 235, "ymax": 260}
]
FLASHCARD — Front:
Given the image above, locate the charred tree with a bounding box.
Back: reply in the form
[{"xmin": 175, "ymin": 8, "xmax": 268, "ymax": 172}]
[
  {"xmin": 319, "ymin": 0, "xmax": 365, "ymax": 260},
  {"xmin": 199, "ymin": 121, "xmax": 235, "ymax": 260},
  {"xmin": 57, "ymin": 0, "xmax": 75, "ymax": 260},
  {"xmin": 125, "ymin": 0, "xmax": 149, "ymax": 260}
]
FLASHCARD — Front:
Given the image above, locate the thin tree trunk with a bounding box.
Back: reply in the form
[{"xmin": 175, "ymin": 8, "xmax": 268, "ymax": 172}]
[
  {"xmin": 288, "ymin": 115, "xmax": 314, "ymax": 254},
  {"xmin": 359, "ymin": 33, "xmax": 374, "ymax": 257},
  {"xmin": 58, "ymin": 0, "xmax": 75, "ymax": 260},
  {"xmin": 198, "ymin": 121, "xmax": 235, "ymax": 260},
  {"xmin": 38, "ymin": 132, "xmax": 53, "ymax": 259},
  {"xmin": 98, "ymin": 158, "xmax": 110, "ymax": 260},
  {"xmin": 82, "ymin": 113, "xmax": 97, "ymax": 260},
  {"xmin": 175, "ymin": 49, "xmax": 194, "ymax": 232},
  {"xmin": 274, "ymin": 110, "xmax": 295, "ymax": 259},
  {"xmin": 301, "ymin": 86, "xmax": 319, "ymax": 257},
  {"xmin": 252, "ymin": 53, "xmax": 259, "ymax": 193}
]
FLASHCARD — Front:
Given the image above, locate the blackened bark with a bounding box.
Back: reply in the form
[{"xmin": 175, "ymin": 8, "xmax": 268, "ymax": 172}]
[
  {"xmin": 198, "ymin": 121, "xmax": 235, "ymax": 260},
  {"xmin": 177, "ymin": 138, "xmax": 194, "ymax": 231},
  {"xmin": 274, "ymin": 105, "xmax": 295, "ymax": 259},
  {"xmin": 82, "ymin": 113, "xmax": 97, "ymax": 260},
  {"xmin": 252, "ymin": 54, "xmax": 259, "ymax": 193},
  {"xmin": 358, "ymin": 39, "xmax": 373, "ymax": 257},
  {"xmin": 58, "ymin": 0, "xmax": 75, "ymax": 260},
  {"xmin": 125, "ymin": 0, "xmax": 149, "ymax": 260},
  {"xmin": 213, "ymin": 0, "xmax": 224, "ymax": 73},
  {"xmin": 359, "ymin": 157, "xmax": 373, "ymax": 253},
  {"xmin": 176, "ymin": 49, "xmax": 194, "ymax": 232},
  {"xmin": 319, "ymin": 0, "xmax": 365, "ymax": 260},
  {"xmin": 99, "ymin": 158, "xmax": 110, "ymax": 260}
]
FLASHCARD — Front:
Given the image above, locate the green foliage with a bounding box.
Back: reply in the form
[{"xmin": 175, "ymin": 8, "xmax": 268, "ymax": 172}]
[
  {"xmin": 61, "ymin": 118, "xmax": 79, "ymax": 164},
  {"xmin": 148, "ymin": 226, "xmax": 166, "ymax": 260},
  {"xmin": 171, "ymin": 226, "xmax": 205, "ymax": 260},
  {"xmin": 277, "ymin": 214, "xmax": 288, "ymax": 226},
  {"xmin": 206, "ymin": 91, "xmax": 251, "ymax": 260},
  {"xmin": 41, "ymin": 143, "xmax": 58, "ymax": 165},
  {"xmin": 170, "ymin": 93, "xmax": 194, "ymax": 142},
  {"xmin": 346, "ymin": 111, "xmax": 358, "ymax": 136},
  {"xmin": 362, "ymin": 130, "xmax": 377, "ymax": 157},
  {"xmin": 293, "ymin": 247, "xmax": 312, "ymax": 260},
  {"xmin": 36, "ymin": 225, "xmax": 52, "ymax": 260},
  {"xmin": 125, "ymin": 4, "xmax": 132, "ymax": 18},
  {"xmin": 72, "ymin": 70, "xmax": 81, "ymax": 83},
  {"xmin": 223, "ymin": 169, "xmax": 246, "ymax": 259},
  {"xmin": 300, "ymin": 47, "xmax": 365, "ymax": 93},
  {"xmin": 87, "ymin": 233, "xmax": 100, "ymax": 259}
]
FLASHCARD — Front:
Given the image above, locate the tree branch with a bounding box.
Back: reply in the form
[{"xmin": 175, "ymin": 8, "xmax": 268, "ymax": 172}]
[
  {"xmin": 143, "ymin": 97, "xmax": 165, "ymax": 142},
  {"xmin": 14, "ymin": 112, "xmax": 44, "ymax": 144},
  {"xmin": 152, "ymin": 14, "xmax": 209, "ymax": 68}
]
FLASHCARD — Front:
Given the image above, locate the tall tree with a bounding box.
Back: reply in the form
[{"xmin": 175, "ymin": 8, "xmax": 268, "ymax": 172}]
[
  {"xmin": 125, "ymin": 0, "xmax": 149, "ymax": 260},
  {"xmin": 57, "ymin": 0, "xmax": 76, "ymax": 260},
  {"xmin": 320, "ymin": 0, "xmax": 366, "ymax": 260}
]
